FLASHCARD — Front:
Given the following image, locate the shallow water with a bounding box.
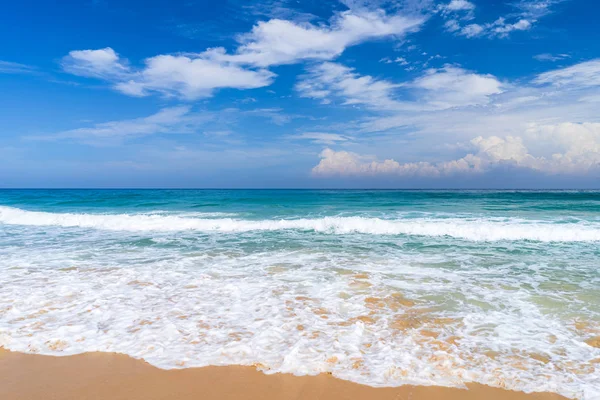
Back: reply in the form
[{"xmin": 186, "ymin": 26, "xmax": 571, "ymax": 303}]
[{"xmin": 0, "ymin": 190, "xmax": 599, "ymax": 399}]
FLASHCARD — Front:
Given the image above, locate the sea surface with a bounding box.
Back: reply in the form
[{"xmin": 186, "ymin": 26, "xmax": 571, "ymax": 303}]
[{"xmin": 0, "ymin": 189, "xmax": 599, "ymax": 399}]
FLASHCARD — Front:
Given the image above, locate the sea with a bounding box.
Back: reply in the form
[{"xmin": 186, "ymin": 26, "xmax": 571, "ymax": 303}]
[{"xmin": 0, "ymin": 189, "xmax": 598, "ymax": 399}]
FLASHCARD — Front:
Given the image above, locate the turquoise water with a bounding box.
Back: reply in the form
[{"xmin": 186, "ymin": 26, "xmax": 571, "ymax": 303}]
[{"xmin": 0, "ymin": 190, "xmax": 599, "ymax": 398}]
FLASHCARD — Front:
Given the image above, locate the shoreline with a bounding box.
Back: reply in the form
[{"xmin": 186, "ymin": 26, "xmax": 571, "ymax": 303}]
[{"xmin": 0, "ymin": 349, "xmax": 568, "ymax": 400}]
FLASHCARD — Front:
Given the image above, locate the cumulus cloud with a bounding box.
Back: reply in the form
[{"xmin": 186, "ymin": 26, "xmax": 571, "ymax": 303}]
[
  {"xmin": 114, "ymin": 55, "xmax": 275, "ymax": 99},
  {"xmin": 312, "ymin": 123, "xmax": 600, "ymax": 178},
  {"xmin": 523, "ymin": 122, "xmax": 600, "ymax": 173},
  {"xmin": 62, "ymin": 48, "xmax": 275, "ymax": 99},
  {"xmin": 312, "ymin": 147, "xmax": 482, "ymax": 177}
]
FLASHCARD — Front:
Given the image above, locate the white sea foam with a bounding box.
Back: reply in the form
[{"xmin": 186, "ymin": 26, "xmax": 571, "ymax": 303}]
[
  {"xmin": 1, "ymin": 206, "xmax": 600, "ymax": 242},
  {"xmin": 0, "ymin": 249, "xmax": 598, "ymax": 400}
]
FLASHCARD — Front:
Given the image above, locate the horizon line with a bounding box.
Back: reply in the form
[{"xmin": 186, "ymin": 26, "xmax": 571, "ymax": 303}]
[{"xmin": 1, "ymin": 188, "xmax": 600, "ymax": 191}]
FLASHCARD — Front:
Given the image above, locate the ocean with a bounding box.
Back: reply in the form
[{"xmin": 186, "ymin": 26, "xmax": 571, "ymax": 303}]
[{"xmin": 0, "ymin": 189, "xmax": 598, "ymax": 399}]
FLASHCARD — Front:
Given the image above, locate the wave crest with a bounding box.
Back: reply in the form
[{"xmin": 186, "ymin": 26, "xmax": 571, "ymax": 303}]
[{"xmin": 1, "ymin": 206, "xmax": 599, "ymax": 242}]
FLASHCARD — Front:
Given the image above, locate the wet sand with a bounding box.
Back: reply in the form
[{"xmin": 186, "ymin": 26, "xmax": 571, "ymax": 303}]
[{"xmin": 0, "ymin": 349, "xmax": 568, "ymax": 400}]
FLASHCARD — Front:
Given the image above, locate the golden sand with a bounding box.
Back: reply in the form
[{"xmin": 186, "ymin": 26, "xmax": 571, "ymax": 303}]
[{"xmin": 0, "ymin": 349, "xmax": 567, "ymax": 400}]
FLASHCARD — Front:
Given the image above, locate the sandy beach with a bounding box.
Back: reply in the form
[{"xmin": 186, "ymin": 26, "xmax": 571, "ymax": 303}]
[{"xmin": 0, "ymin": 349, "xmax": 568, "ymax": 400}]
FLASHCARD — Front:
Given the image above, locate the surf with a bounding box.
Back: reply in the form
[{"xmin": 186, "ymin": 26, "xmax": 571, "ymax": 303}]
[{"xmin": 1, "ymin": 205, "xmax": 600, "ymax": 242}]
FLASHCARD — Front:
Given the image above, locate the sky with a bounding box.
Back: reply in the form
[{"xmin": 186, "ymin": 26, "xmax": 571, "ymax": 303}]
[{"xmin": 1, "ymin": 0, "xmax": 599, "ymax": 188}]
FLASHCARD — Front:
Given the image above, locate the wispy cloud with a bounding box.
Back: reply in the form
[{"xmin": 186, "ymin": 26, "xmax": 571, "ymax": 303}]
[
  {"xmin": 533, "ymin": 53, "xmax": 571, "ymax": 62},
  {"xmin": 0, "ymin": 60, "xmax": 37, "ymax": 74},
  {"xmin": 514, "ymin": 0, "xmax": 564, "ymax": 19},
  {"xmin": 241, "ymin": 108, "xmax": 297, "ymax": 125},
  {"xmin": 533, "ymin": 59, "xmax": 600, "ymax": 87},
  {"xmin": 28, "ymin": 106, "xmax": 204, "ymax": 144},
  {"xmin": 288, "ymin": 132, "xmax": 351, "ymax": 145},
  {"xmin": 27, "ymin": 105, "xmax": 301, "ymax": 146},
  {"xmin": 296, "ymin": 62, "xmax": 403, "ymax": 110}
]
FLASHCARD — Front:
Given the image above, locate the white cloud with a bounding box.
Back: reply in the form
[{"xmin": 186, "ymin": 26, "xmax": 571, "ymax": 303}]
[
  {"xmin": 379, "ymin": 56, "xmax": 409, "ymax": 65},
  {"xmin": 289, "ymin": 132, "xmax": 350, "ymax": 145},
  {"xmin": 452, "ymin": 18, "xmax": 532, "ymax": 38},
  {"xmin": 312, "ymin": 124, "xmax": 600, "ymax": 178},
  {"xmin": 312, "ymin": 147, "xmax": 481, "ymax": 177},
  {"xmin": 438, "ymin": 0, "xmax": 476, "ymax": 20},
  {"xmin": 443, "ymin": 0, "xmax": 475, "ymax": 12},
  {"xmin": 308, "ymin": 59, "xmax": 600, "ymax": 180},
  {"xmin": 62, "ymin": 48, "xmax": 130, "ymax": 79},
  {"xmin": 297, "ymin": 63, "xmax": 503, "ymax": 111},
  {"xmin": 63, "ymin": 9, "xmax": 425, "ymax": 99},
  {"xmin": 296, "ymin": 62, "xmax": 403, "ymax": 110},
  {"xmin": 0, "ymin": 60, "xmax": 37, "ymax": 74},
  {"xmin": 114, "ymin": 54, "xmax": 275, "ymax": 99},
  {"xmin": 394, "ymin": 57, "xmax": 410, "ymax": 66},
  {"xmin": 441, "ymin": 0, "xmax": 560, "ymax": 38},
  {"xmin": 533, "ymin": 53, "xmax": 571, "ymax": 62},
  {"xmin": 438, "ymin": 0, "xmax": 476, "ymax": 25},
  {"xmin": 359, "ymin": 59, "xmax": 600, "ymax": 135},
  {"xmin": 33, "ymin": 106, "xmax": 201, "ymax": 143},
  {"xmin": 459, "ymin": 23, "xmax": 485, "ymax": 37},
  {"xmin": 63, "ymin": 48, "xmax": 275, "ymax": 100},
  {"xmin": 411, "ymin": 65, "xmax": 504, "ymax": 108},
  {"xmin": 208, "ymin": 10, "xmax": 425, "ymax": 67},
  {"xmin": 29, "ymin": 105, "xmax": 298, "ymax": 145},
  {"xmin": 444, "ymin": 19, "xmax": 461, "ymax": 32},
  {"xmin": 534, "ymin": 59, "xmax": 600, "ymax": 88},
  {"xmin": 523, "ymin": 122, "xmax": 600, "ymax": 173},
  {"xmin": 489, "ymin": 18, "xmax": 532, "ymax": 37},
  {"xmin": 515, "ymin": 0, "xmax": 562, "ymax": 19}
]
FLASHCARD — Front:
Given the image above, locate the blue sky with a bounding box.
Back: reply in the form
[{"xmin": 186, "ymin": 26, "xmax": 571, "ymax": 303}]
[{"xmin": 1, "ymin": 0, "xmax": 599, "ymax": 188}]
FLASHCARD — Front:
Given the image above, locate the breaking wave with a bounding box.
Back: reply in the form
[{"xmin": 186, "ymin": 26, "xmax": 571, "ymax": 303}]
[{"xmin": 1, "ymin": 206, "xmax": 599, "ymax": 242}]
